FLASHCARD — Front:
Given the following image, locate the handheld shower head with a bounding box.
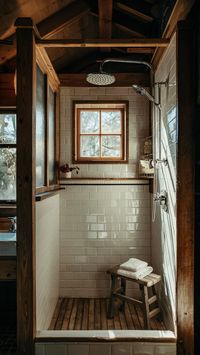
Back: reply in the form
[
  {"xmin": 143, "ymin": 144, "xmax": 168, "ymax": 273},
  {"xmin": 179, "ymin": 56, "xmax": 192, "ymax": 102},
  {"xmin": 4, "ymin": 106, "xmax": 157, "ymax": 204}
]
[{"xmin": 132, "ymin": 85, "xmax": 155, "ymax": 103}]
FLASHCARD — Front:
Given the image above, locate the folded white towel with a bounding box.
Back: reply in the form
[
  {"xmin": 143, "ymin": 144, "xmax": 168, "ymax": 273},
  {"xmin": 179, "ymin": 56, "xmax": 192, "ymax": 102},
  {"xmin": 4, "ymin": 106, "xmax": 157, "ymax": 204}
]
[
  {"xmin": 120, "ymin": 258, "xmax": 148, "ymax": 272},
  {"xmin": 117, "ymin": 266, "xmax": 153, "ymax": 280}
]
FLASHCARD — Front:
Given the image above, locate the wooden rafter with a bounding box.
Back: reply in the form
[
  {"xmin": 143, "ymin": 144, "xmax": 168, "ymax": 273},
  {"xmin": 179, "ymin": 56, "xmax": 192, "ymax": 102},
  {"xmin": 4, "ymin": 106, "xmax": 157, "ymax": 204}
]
[
  {"xmin": 0, "ymin": 0, "xmax": 90, "ymax": 65},
  {"xmin": 115, "ymin": 2, "xmax": 153, "ymax": 23},
  {"xmin": 98, "ymin": 0, "xmax": 113, "ymax": 52},
  {"xmin": 36, "ymin": 38, "xmax": 169, "ymax": 48}
]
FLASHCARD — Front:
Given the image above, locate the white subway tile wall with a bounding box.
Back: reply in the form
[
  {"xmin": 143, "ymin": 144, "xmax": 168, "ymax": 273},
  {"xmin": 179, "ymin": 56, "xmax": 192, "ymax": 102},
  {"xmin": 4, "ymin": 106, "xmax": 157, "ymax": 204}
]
[
  {"xmin": 35, "ymin": 342, "xmax": 176, "ymax": 355},
  {"xmin": 152, "ymin": 33, "xmax": 177, "ymax": 330},
  {"xmin": 60, "ymin": 86, "xmax": 149, "ymax": 178},
  {"xmin": 60, "ymin": 185, "xmax": 151, "ymax": 298},
  {"xmin": 36, "ymin": 195, "xmax": 60, "ymax": 330}
]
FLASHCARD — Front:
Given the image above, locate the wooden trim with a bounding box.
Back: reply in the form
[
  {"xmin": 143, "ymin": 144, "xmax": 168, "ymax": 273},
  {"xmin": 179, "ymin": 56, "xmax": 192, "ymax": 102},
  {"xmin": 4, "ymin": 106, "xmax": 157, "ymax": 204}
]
[
  {"xmin": 55, "ymin": 92, "xmax": 60, "ymax": 182},
  {"xmin": 58, "ymin": 73, "xmax": 150, "ymax": 87},
  {"xmin": 36, "ymin": 46, "xmax": 60, "ymax": 92},
  {"xmin": 176, "ymin": 21, "xmax": 195, "ymax": 355},
  {"xmin": 73, "ymin": 102, "xmax": 128, "ymax": 163},
  {"xmin": 151, "ymin": 0, "xmax": 195, "ymax": 69},
  {"xmin": 16, "ymin": 23, "xmax": 36, "ymax": 354},
  {"xmin": 35, "ymin": 184, "xmax": 60, "ymax": 194},
  {"xmin": 35, "ymin": 188, "xmax": 64, "ymax": 201},
  {"xmin": 45, "ymin": 75, "xmax": 49, "ymax": 187},
  {"xmin": 98, "ymin": 0, "xmax": 113, "ymax": 53},
  {"xmin": 115, "ymin": 2, "xmax": 153, "ymax": 23},
  {"xmin": 36, "ymin": 38, "xmax": 170, "ymax": 48}
]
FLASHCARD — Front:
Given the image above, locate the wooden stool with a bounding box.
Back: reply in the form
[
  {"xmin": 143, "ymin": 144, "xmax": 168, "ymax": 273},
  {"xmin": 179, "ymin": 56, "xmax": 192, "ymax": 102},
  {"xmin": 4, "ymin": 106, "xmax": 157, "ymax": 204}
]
[{"xmin": 107, "ymin": 266, "xmax": 161, "ymax": 329}]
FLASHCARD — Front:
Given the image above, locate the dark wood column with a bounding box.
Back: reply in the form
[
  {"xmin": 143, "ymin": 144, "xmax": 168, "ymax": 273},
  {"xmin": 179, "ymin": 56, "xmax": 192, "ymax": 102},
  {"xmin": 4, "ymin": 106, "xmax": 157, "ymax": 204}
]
[
  {"xmin": 176, "ymin": 21, "xmax": 195, "ymax": 355},
  {"xmin": 15, "ymin": 18, "xmax": 36, "ymax": 355}
]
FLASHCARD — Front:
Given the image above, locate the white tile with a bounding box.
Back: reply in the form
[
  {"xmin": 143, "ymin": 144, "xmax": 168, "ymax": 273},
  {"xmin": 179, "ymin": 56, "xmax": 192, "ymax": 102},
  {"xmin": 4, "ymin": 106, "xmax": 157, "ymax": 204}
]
[
  {"xmin": 68, "ymin": 344, "xmax": 89, "ymax": 355},
  {"xmin": 111, "ymin": 343, "xmax": 132, "ymax": 355},
  {"xmin": 35, "ymin": 343, "xmax": 45, "ymax": 355},
  {"xmin": 89, "ymin": 344, "xmax": 111, "ymax": 355},
  {"xmin": 132, "ymin": 343, "xmax": 155, "ymax": 354},
  {"xmin": 155, "ymin": 344, "xmax": 176, "ymax": 355},
  {"xmin": 45, "ymin": 343, "xmax": 67, "ymax": 355}
]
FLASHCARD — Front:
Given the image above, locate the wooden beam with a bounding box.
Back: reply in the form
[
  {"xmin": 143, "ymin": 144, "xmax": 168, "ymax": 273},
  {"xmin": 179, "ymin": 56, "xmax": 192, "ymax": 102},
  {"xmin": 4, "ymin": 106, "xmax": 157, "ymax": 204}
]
[
  {"xmin": 115, "ymin": 2, "xmax": 153, "ymax": 23},
  {"xmin": 0, "ymin": 73, "xmax": 16, "ymax": 107},
  {"xmin": 152, "ymin": 0, "xmax": 195, "ymax": 69},
  {"xmin": 127, "ymin": 47, "xmax": 154, "ymax": 54},
  {"xmin": 15, "ymin": 18, "xmax": 36, "ymax": 355},
  {"xmin": 98, "ymin": 0, "xmax": 113, "ymax": 52},
  {"xmin": 58, "ymin": 73, "xmax": 149, "ymax": 87},
  {"xmin": 36, "ymin": 46, "xmax": 60, "ymax": 92},
  {"xmin": 176, "ymin": 21, "xmax": 195, "ymax": 355},
  {"xmin": 114, "ymin": 23, "xmax": 145, "ymax": 38},
  {"xmin": 36, "ymin": 38, "xmax": 169, "ymax": 48},
  {"xmin": 0, "ymin": 0, "xmax": 90, "ymax": 65},
  {"xmin": 38, "ymin": 0, "xmax": 90, "ymax": 38},
  {"xmin": 98, "ymin": 0, "xmax": 113, "ymax": 38}
]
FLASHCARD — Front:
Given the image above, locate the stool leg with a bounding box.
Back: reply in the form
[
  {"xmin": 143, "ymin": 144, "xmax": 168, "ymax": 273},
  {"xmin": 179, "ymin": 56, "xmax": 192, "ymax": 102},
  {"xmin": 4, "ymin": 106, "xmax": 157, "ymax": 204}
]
[
  {"xmin": 152, "ymin": 285, "xmax": 162, "ymax": 321},
  {"xmin": 107, "ymin": 274, "xmax": 117, "ymax": 319},
  {"xmin": 119, "ymin": 277, "xmax": 126, "ymax": 311},
  {"xmin": 140, "ymin": 285, "xmax": 150, "ymax": 329}
]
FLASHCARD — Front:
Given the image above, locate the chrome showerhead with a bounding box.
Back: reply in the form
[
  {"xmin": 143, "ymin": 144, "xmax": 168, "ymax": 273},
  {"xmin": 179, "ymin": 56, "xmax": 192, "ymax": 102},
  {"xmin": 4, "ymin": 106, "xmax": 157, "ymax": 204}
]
[
  {"xmin": 86, "ymin": 72, "xmax": 116, "ymax": 86},
  {"xmin": 132, "ymin": 84, "xmax": 155, "ymax": 103}
]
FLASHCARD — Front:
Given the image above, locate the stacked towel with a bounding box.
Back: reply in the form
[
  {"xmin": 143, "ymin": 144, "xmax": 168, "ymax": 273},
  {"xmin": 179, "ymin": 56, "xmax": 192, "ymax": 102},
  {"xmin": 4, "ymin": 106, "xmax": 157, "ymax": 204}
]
[
  {"xmin": 117, "ymin": 266, "xmax": 153, "ymax": 280},
  {"xmin": 120, "ymin": 258, "xmax": 148, "ymax": 272},
  {"xmin": 118, "ymin": 258, "xmax": 153, "ymax": 280}
]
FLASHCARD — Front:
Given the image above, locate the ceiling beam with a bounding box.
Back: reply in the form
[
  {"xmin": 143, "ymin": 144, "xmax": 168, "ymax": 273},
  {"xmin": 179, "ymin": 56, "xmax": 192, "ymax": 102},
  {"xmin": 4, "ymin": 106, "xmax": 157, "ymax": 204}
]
[
  {"xmin": 38, "ymin": 0, "xmax": 90, "ymax": 38},
  {"xmin": 151, "ymin": 0, "xmax": 195, "ymax": 69},
  {"xmin": 115, "ymin": 2, "xmax": 153, "ymax": 23},
  {"xmin": 36, "ymin": 38, "xmax": 169, "ymax": 48},
  {"xmin": 58, "ymin": 72, "xmax": 150, "ymax": 87},
  {"xmin": 98, "ymin": 0, "xmax": 113, "ymax": 38},
  {"xmin": 127, "ymin": 47, "xmax": 155, "ymax": 54},
  {"xmin": 114, "ymin": 23, "xmax": 145, "ymax": 38},
  {"xmin": 0, "ymin": 0, "xmax": 90, "ymax": 66}
]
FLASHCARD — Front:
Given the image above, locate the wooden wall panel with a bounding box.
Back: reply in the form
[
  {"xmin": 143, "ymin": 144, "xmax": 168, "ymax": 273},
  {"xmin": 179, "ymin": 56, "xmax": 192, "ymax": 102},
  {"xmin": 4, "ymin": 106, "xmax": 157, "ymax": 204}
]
[
  {"xmin": 176, "ymin": 21, "xmax": 195, "ymax": 355},
  {"xmin": 0, "ymin": 73, "xmax": 16, "ymax": 107},
  {"xmin": 16, "ymin": 18, "xmax": 36, "ymax": 355}
]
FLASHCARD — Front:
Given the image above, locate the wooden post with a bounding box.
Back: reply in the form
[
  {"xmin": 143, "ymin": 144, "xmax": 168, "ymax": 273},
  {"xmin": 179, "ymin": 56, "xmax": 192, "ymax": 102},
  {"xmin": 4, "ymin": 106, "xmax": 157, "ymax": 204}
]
[
  {"xmin": 15, "ymin": 18, "xmax": 36, "ymax": 355},
  {"xmin": 176, "ymin": 21, "xmax": 195, "ymax": 355}
]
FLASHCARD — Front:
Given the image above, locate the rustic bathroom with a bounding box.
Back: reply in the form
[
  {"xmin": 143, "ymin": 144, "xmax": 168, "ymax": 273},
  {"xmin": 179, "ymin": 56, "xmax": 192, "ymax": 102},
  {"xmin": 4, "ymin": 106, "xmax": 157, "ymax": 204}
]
[{"xmin": 0, "ymin": 1, "xmax": 197, "ymax": 354}]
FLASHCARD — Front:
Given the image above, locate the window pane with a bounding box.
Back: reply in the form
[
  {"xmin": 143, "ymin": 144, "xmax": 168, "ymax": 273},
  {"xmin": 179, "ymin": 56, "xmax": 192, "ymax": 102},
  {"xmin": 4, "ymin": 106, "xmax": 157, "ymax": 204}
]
[
  {"xmin": 102, "ymin": 136, "xmax": 121, "ymax": 157},
  {"xmin": 80, "ymin": 111, "xmax": 100, "ymax": 133},
  {"xmin": 48, "ymin": 87, "xmax": 56, "ymax": 184},
  {"xmin": 36, "ymin": 65, "xmax": 46, "ymax": 187},
  {"xmin": 101, "ymin": 111, "xmax": 121, "ymax": 134},
  {"xmin": 0, "ymin": 114, "xmax": 16, "ymax": 144},
  {"xmin": 0, "ymin": 148, "xmax": 16, "ymax": 200},
  {"xmin": 80, "ymin": 136, "xmax": 100, "ymax": 157}
]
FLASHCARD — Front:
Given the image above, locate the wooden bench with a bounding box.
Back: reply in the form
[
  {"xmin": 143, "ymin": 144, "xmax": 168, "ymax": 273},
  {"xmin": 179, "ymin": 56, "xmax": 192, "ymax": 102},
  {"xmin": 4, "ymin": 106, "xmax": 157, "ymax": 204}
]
[{"xmin": 107, "ymin": 266, "xmax": 161, "ymax": 329}]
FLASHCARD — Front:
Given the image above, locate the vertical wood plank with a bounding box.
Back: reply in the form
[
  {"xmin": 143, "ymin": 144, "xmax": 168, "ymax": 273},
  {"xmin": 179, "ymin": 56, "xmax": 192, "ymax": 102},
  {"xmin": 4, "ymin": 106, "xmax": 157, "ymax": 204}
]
[
  {"xmin": 89, "ymin": 299, "xmax": 94, "ymax": 330},
  {"xmin": 62, "ymin": 298, "xmax": 73, "ymax": 330},
  {"xmin": 15, "ymin": 17, "xmax": 36, "ymax": 355},
  {"xmin": 176, "ymin": 21, "xmax": 195, "ymax": 355},
  {"xmin": 82, "ymin": 299, "xmax": 89, "ymax": 330}
]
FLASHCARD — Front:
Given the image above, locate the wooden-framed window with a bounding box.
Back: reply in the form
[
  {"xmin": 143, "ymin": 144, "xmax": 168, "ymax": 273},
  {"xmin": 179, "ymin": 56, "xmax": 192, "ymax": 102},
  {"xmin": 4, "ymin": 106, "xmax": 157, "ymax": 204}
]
[
  {"xmin": 0, "ymin": 109, "xmax": 16, "ymax": 202},
  {"xmin": 73, "ymin": 102, "xmax": 128, "ymax": 163}
]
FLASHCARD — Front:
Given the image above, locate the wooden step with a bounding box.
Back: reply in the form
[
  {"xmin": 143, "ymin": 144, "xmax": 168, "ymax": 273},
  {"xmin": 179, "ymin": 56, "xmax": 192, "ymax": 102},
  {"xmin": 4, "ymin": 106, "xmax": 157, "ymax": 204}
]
[
  {"xmin": 149, "ymin": 307, "xmax": 160, "ymax": 318},
  {"xmin": 148, "ymin": 295, "xmax": 157, "ymax": 305}
]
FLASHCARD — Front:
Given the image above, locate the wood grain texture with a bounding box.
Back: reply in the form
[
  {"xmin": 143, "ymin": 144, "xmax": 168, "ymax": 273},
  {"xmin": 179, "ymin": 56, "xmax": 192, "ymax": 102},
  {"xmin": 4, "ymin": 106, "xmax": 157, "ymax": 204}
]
[
  {"xmin": 176, "ymin": 21, "xmax": 195, "ymax": 355},
  {"xmin": 58, "ymin": 73, "xmax": 149, "ymax": 87},
  {"xmin": 16, "ymin": 20, "xmax": 36, "ymax": 355},
  {"xmin": 49, "ymin": 298, "xmax": 166, "ymax": 331},
  {"xmin": 0, "ymin": 74, "xmax": 16, "ymax": 107}
]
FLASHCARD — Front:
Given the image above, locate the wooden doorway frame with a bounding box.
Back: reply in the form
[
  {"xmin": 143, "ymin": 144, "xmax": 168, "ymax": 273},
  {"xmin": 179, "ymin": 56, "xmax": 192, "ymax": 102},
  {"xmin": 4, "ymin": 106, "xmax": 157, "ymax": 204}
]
[{"xmin": 15, "ymin": 16, "xmax": 196, "ymax": 355}]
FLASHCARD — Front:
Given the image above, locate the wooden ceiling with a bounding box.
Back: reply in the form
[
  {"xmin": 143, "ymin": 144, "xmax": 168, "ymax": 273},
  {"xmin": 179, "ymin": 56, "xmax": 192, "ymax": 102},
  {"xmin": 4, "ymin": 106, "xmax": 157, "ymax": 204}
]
[{"xmin": 0, "ymin": 0, "xmax": 187, "ymax": 74}]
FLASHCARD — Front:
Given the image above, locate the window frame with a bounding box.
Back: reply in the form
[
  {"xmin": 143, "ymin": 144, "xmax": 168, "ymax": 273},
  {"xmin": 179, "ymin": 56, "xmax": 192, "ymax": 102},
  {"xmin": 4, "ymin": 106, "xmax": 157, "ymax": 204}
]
[{"xmin": 73, "ymin": 101, "xmax": 129, "ymax": 164}]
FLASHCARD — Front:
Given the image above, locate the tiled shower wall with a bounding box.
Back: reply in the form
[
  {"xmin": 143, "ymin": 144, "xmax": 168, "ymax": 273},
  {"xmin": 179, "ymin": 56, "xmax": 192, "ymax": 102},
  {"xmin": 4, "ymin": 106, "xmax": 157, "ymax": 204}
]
[
  {"xmin": 59, "ymin": 86, "xmax": 151, "ymax": 297},
  {"xmin": 152, "ymin": 33, "xmax": 177, "ymax": 330},
  {"xmin": 60, "ymin": 184, "xmax": 151, "ymax": 297},
  {"xmin": 60, "ymin": 86, "xmax": 149, "ymax": 178}
]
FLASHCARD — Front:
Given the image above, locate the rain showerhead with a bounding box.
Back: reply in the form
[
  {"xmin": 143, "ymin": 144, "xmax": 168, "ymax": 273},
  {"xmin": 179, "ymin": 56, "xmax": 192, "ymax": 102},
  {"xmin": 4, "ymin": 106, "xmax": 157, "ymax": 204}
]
[
  {"xmin": 132, "ymin": 84, "xmax": 156, "ymax": 103},
  {"xmin": 86, "ymin": 72, "xmax": 116, "ymax": 86}
]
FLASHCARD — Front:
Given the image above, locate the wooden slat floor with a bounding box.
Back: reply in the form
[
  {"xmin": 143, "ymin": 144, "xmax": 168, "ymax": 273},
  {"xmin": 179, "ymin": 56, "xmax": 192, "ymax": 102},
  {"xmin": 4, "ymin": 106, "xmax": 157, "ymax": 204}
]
[{"xmin": 49, "ymin": 298, "xmax": 166, "ymax": 331}]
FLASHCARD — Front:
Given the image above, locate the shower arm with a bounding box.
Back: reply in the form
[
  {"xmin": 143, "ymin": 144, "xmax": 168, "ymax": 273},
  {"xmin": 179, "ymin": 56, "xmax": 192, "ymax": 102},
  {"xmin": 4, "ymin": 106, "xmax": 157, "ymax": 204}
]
[{"xmin": 100, "ymin": 58, "xmax": 154, "ymax": 91}]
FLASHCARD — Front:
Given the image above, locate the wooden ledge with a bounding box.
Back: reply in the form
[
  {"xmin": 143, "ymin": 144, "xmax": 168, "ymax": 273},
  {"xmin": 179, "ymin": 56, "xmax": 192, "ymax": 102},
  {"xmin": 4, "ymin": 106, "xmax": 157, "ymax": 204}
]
[{"xmin": 35, "ymin": 188, "xmax": 64, "ymax": 201}]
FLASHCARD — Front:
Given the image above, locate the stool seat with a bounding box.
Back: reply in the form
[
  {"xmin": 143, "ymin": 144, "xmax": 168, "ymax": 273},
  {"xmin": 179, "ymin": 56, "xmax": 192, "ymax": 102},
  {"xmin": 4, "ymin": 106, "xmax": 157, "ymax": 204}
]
[{"xmin": 107, "ymin": 265, "xmax": 161, "ymax": 329}]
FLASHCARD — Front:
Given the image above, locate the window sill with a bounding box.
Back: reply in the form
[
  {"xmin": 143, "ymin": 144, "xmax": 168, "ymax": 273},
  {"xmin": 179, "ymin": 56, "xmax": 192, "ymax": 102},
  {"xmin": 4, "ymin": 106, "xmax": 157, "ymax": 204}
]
[{"xmin": 35, "ymin": 187, "xmax": 64, "ymax": 201}]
